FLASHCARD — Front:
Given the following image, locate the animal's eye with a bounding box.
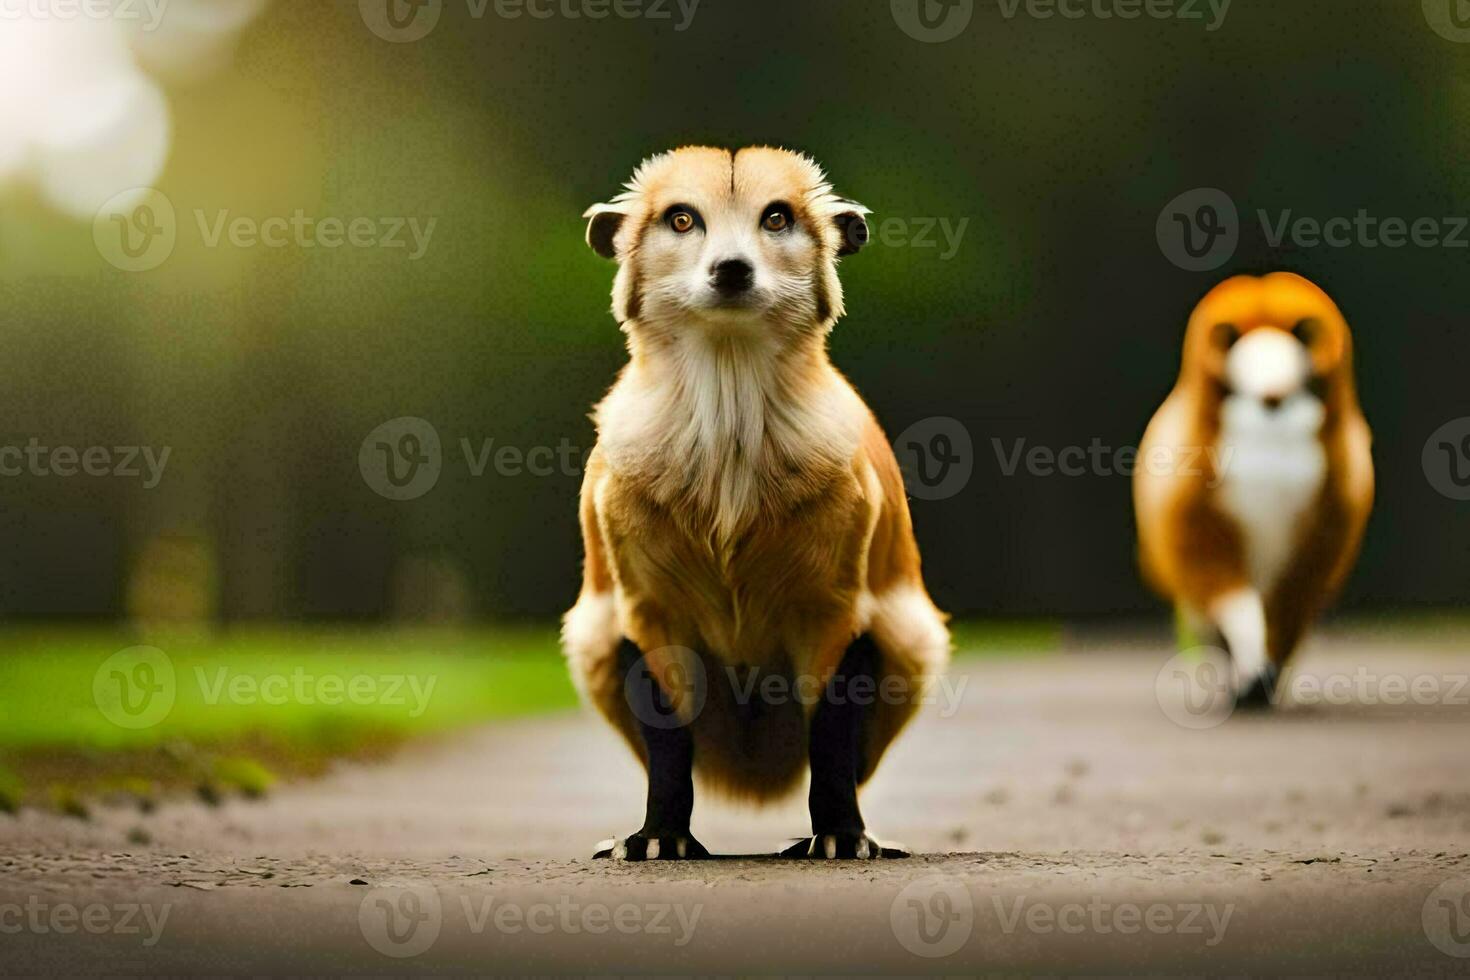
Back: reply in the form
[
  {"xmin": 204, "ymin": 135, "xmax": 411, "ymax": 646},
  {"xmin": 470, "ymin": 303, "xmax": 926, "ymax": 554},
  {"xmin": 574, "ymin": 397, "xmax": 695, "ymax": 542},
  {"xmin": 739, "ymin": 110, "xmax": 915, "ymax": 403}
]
[
  {"xmin": 1211, "ymin": 322, "xmax": 1240, "ymax": 351},
  {"xmin": 761, "ymin": 204, "xmax": 792, "ymax": 233},
  {"xmin": 669, "ymin": 210, "xmax": 695, "ymax": 234},
  {"xmin": 1292, "ymin": 318, "xmax": 1321, "ymax": 347}
]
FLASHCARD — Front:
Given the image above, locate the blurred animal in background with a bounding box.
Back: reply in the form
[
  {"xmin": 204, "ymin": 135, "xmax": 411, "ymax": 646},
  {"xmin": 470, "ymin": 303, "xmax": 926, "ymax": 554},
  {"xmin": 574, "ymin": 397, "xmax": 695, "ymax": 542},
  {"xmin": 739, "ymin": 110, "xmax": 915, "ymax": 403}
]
[
  {"xmin": 1135, "ymin": 272, "xmax": 1374, "ymax": 708},
  {"xmin": 563, "ymin": 147, "xmax": 950, "ymax": 860}
]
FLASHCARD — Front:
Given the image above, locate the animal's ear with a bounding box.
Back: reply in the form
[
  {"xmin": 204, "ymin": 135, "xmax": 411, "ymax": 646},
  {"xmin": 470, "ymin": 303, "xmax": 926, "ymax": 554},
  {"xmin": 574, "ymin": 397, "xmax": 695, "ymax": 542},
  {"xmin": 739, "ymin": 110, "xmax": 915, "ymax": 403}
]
[
  {"xmin": 833, "ymin": 203, "xmax": 870, "ymax": 257},
  {"xmin": 583, "ymin": 203, "xmax": 628, "ymax": 260}
]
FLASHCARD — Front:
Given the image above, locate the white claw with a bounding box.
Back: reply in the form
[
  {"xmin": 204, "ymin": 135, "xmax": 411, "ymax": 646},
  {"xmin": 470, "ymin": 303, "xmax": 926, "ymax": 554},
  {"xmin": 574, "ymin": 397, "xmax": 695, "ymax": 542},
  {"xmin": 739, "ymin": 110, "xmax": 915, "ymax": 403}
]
[
  {"xmin": 823, "ymin": 835, "xmax": 837, "ymax": 859},
  {"xmin": 612, "ymin": 839, "xmax": 628, "ymax": 860},
  {"xmin": 806, "ymin": 837, "xmax": 818, "ymax": 857},
  {"xmin": 676, "ymin": 838, "xmax": 688, "ymax": 859},
  {"xmin": 856, "ymin": 837, "xmax": 871, "ymax": 859},
  {"xmin": 645, "ymin": 838, "xmax": 660, "ymax": 860}
]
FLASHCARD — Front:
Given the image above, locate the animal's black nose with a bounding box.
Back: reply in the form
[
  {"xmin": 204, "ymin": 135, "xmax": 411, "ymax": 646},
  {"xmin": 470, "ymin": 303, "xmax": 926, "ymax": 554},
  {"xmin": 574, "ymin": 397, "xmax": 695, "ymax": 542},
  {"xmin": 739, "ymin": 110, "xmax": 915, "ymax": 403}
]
[
  {"xmin": 1262, "ymin": 395, "xmax": 1284, "ymax": 411},
  {"xmin": 711, "ymin": 259, "xmax": 754, "ymax": 295}
]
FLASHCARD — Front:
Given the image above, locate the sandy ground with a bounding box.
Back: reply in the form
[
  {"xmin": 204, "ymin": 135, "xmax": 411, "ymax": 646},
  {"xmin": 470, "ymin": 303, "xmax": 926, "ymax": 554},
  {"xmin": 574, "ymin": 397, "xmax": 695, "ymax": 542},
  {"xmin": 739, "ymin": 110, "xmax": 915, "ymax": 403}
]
[{"xmin": 3, "ymin": 630, "xmax": 1470, "ymax": 975}]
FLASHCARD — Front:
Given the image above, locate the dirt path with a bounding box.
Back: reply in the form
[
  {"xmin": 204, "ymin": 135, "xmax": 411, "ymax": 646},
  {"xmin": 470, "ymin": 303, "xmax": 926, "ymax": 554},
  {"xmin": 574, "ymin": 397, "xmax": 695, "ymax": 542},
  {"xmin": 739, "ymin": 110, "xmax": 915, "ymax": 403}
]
[{"xmin": 3, "ymin": 631, "xmax": 1469, "ymax": 974}]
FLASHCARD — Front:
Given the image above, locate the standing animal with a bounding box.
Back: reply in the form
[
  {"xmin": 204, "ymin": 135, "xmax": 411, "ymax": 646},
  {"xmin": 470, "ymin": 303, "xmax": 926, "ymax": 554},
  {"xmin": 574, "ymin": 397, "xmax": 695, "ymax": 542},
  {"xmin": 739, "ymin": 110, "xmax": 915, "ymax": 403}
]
[
  {"xmin": 1135, "ymin": 272, "xmax": 1373, "ymax": 707},
  {"xmin": 562, "ymin": 146, "xmax": 950, "ymax": 860}
]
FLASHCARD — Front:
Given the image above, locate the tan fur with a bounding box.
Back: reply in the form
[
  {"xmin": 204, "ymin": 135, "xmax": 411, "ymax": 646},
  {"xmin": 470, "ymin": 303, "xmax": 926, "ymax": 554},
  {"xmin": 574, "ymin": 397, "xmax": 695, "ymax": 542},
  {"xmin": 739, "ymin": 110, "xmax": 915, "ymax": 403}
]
[
  {"xmin": 563, "ymin": 147, "xmax": 949, "ymax": 801},
  {"xmin": 1134, "ymin": 273, "xmax": 1374, "ymax": 667}
]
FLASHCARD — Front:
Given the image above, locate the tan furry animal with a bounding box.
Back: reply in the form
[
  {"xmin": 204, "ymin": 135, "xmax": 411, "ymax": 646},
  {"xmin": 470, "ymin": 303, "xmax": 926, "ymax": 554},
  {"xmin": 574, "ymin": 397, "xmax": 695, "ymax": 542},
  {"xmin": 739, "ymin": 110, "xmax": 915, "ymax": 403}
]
[
  {"xmin": 562, "ymin": 146, "xmax": 950, "ymax": 860},
  {"xmin": 1135, "ymin": 272, "xmax": 1373, "ymax": 706}
]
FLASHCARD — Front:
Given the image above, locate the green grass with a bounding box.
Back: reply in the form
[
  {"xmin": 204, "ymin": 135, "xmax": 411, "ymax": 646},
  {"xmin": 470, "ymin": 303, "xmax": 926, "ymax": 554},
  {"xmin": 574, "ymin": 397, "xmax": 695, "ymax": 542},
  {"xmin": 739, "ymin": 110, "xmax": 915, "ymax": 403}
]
[
  {"xmin": 0, "ymin": 626, "xmax": 577, "ymax": 753},
  {"xmin": 0, "ymin": 626, "xmax": 579, "ymax": 809},
  {"xmin": 950, "ymin": 619, "xmax": 1061, "ymax": 658}
]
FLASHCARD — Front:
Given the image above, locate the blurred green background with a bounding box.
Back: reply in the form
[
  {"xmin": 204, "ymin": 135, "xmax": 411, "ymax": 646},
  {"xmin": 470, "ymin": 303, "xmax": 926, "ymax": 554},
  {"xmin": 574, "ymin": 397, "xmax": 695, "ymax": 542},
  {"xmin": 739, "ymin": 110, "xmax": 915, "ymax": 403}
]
[
  {"xmin": 1, "ymin": 0, "xmax": 1467, "ymax": 623},
  {"xmin": 0, "ymin": 0, "xmax": 1466, "ymax": 802}
]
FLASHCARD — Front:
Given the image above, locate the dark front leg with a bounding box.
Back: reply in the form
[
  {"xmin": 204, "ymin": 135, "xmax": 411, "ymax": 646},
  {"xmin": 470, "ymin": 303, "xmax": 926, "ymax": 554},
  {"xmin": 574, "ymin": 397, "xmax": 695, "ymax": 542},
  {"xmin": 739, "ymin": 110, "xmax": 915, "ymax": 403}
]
[
  {"xmin": 593, "ymin": 639, "xmax": 709, "ymax": 860},
  {"xmin": 807, "ymin": 635, "xmax": 872, "ymax": 838},
  {"xmin": 783, "ymin": 634, "xmax": 908, "ymax": 860}
]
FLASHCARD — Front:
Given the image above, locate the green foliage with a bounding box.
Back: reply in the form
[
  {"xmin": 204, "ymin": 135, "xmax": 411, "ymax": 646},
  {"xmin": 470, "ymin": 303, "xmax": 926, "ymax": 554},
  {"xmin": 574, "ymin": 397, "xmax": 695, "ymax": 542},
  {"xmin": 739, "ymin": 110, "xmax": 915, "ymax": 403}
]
[
  {"xmin": 212, "ymin": 757, "xmax": 277, "ymax": 798},
  {"xmin": 0, "ymin": 766, "xmax": 22, "ymax": 814}
]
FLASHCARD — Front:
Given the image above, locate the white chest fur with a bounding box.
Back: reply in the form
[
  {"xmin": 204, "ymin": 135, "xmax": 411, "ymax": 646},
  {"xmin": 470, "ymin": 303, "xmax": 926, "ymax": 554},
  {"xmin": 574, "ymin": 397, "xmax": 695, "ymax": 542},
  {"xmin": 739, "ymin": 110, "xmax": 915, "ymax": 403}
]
[{"xmin": 1216, "ymin": 393, "xmax": 1327, "ymax": 593}]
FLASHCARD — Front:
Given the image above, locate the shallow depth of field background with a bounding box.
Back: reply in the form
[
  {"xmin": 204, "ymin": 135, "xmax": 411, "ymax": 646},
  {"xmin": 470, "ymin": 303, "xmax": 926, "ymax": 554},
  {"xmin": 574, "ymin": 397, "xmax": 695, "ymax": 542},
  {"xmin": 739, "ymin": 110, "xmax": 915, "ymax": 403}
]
[{"xmin": 0, "ymin": 0, "xmax": 1466, "ymax": 803}]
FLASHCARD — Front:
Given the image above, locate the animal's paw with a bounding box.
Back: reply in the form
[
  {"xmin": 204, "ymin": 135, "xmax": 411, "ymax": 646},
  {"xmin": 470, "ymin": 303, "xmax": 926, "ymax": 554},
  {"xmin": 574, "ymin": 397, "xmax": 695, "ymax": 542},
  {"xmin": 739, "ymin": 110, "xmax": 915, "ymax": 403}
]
[
  {"xmin": 780, "ymin": 833, "xmax": 909, "ymax": 860},
  {"xmin": 1234, "ymin": 664, "xmax": 1280, "ymax": 712},
  {"xmin": 593, "ymin": 832, "xmax": 710, "ymax": 861}
]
